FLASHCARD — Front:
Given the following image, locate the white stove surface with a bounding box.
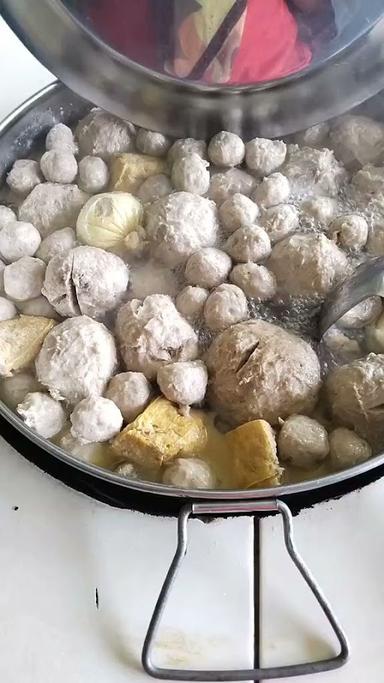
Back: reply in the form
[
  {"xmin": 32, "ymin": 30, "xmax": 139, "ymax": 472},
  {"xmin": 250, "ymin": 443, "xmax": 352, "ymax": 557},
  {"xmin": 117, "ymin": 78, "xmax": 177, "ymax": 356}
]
[{"xmin": 1, "ymin": 17, "xmax": 384, "ymax": 682}]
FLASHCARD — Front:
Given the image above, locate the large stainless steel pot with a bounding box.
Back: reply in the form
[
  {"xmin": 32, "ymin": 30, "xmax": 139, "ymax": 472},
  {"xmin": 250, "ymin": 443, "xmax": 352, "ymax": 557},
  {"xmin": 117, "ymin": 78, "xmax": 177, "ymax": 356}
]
[
  {"xmin": 2, "ymin": 81, "xmax": 378, "ymax": 680},
  {"xmin": 1, "ymin": 82, "xmax": 384, "ymax": 502}
]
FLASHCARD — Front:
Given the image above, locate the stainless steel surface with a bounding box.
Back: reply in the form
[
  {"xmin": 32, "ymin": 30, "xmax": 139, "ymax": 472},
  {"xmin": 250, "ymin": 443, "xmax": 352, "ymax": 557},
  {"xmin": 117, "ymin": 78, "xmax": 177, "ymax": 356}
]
[
  {"xmin": 2, "ymin": 1, "xmax": 384, "ymax": 138},
  {"xmin": 320, "ymin": 257, "xmax": 384, "ymax": 337},
  {"xmin": 2, "ymin": 81, "xmax": 384, "ymax": 500},
  {"xmin": 142, "ymin": 501, "xmax": 349, "ymax": 680}
]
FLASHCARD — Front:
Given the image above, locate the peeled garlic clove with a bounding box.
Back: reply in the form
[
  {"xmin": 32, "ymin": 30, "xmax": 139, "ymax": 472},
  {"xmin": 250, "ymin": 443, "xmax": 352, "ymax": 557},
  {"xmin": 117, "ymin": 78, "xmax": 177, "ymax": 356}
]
[{"xmin": 76, "ymin": 191, "xmax": 144, "ymax": 250}]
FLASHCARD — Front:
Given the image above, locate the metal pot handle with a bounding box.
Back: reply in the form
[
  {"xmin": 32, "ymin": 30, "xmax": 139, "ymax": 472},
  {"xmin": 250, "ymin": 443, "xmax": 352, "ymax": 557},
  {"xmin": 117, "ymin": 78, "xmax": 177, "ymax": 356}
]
[{"xmin": 142, "ymin": 499, "xmax": 349, "ymax": 681}]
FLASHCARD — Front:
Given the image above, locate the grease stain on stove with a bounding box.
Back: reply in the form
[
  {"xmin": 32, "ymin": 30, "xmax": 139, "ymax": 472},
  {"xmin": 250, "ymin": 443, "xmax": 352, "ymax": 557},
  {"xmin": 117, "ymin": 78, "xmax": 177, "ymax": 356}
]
[
  {"xmin": 95, "ymin": 587, "xmax": 99, "ymax": 610},
  {"xmin": 12, "ymin": 505, "xmax": 19, "ymax": 511}
]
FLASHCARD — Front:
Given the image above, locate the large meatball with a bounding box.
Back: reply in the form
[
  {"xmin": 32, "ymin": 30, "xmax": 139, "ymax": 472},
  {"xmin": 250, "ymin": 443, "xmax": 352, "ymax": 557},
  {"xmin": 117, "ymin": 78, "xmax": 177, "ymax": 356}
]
[
  {"xmin": 268, "ymin": 233, "xmax": 348, "ymax": 299},
  {"xmin": 42, "ymin": 246, "xmax": 129, "ymax": 319},
  {"xmin": 282, "ymin": 145, "xmax": 347, "ymax": 197},
  {"xmin": 36, "ymin": 316, "xmax": 117, "ymax": 404},
  {"xmin": 145, "ymin": 192, "xmax": 218, "ymax": 266},
  {"xmin": 19, "ymin": 183, "xmax": 89, "ymax": 237},
  {"xmin": 206, "ymin": 320, "xmax": 321, "ymax": 426},
  {"xmin": 329, "ymin": 115, "xmax": 384, "ymax": 168},
  {"xmin": 245, "ymin": 138, "xmax": 286, "ymax": 176},
  {"xmin": 208, "ymin": 131, "xmax": 245, "ymax": 167},
  {"xmin": 76, "ymin": 110, "xmax": 135, "ymax": 159},
  {"xmin": 17, "ymin": 391, "xmax": 66, "ymax": 439},
  {"xmin": 115, "ymin": 294, "xmax": 199, "ymax": 379},
  {"xmin": 326, "ymin": 353, "xmax": 384, "ymax": 449}
]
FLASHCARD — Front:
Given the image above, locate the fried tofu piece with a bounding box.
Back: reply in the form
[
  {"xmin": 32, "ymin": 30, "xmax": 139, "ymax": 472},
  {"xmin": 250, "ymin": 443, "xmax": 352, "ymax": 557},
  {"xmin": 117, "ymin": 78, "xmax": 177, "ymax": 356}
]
[
  {"xmin": 226, "ymin": 419, "xmax": 283, "ymax": 488},
  {"xmin": 112, "ymin": 397, "xmax": 207, "ymax": 471},
  {"xmin": 110, "ymin": 153, "xmax": 168, "ymax": 193},
  {"xmin": 0, "ymin": 315, "xmax": 56, "ymax": 376}
]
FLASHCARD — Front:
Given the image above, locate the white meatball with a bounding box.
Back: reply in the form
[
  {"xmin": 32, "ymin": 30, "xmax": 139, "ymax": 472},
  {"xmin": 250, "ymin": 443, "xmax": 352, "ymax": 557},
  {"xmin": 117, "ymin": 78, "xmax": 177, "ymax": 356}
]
[
  {"xmin": 278, "ymin": 415, "xmax": 329, "ymax": 469},
  {"xmin": 253, "ymin": 173, "xmax": 290, "ymax": 208},
  {"xmin": 0, "ymin": 372, "xmax": 41, "ymax": 410},
  {"xmin": 136, "ymin": 128, "xmax": 171, "ymax": 157},
  {"xmin": 268, "ymin": 233, "xmax": 348, "ymax": 299},
  {"xmin": 157, "ymin": 360, "xmax": 208, "ymax": 406},
  {"xmin": 78, "ymin": 156, "xmax": 109, "ymax": 194},
  {"xmin": 326, "ymin": 353, "xmax": 384, "ymax": 449},
  {"xmin": 219, "ymin": 193, "xmax": 259, "ymax": 234},
  {"xmin": 328, "ymin": 214, "xmax": 368, "ymax": 250},
  {"xmin": 330, "ymin": 115, "xmax": 384, "ymax": 168},
  {"xmin": 70, "ymin": 396, "xmax": 123, "ymax": 443},
  {"xmin": 163, "ymin": 458, "xmax": 215, "ymax": 489},
  {"xmin": 168, "ymin": 138, "xmax": 207, "ymax": 164},
  {"xmin": 295, "ymin": 122, "xmax": 330, "ymax": 148},
  {"xmin": 0, "ymin": 205, "xmax": 16, "ymax": 230},
  {"xmin": 19, "ymin": 183, "xmax": 89, "ymax": 237},
  {"xmin": 0, "ymin": 296, "xmax": 17, "ymax": 321},
  {"xmin": 301, "ymin": 197, "xmax": 338, "ymax": 224},
  {"xmin": 7, "ymin": 159, "xmax": 42, "ymax": 195},
  {"xmin": 208, "ymin": 131, "xmax": 245, "ymax": 167},
  {"xmin": 145, "ymin": 192, "xmax": 218, "ymax": 266},
  {"xmin": 76, "ymin": 110, "xmax": 135, "ymax": 160},
  {"xmin": 46, "ymin": 123, "xmax": 77, "ymax": 154},
  {"xmin": 329, "ymin": 427, "xmax": 372, "ymax": 470},
  {"xmin": 129, "ymin": 261, "xmax": 178, "ymax": 300},
  {"xmin": 40, "ymin": 149, "xmax": 78, "ymax": 184},
  {"xmin": 17, "ymin": 295, "xmax": 59, "ymax": 319},
  {"xmin": 3, "ymin": 257, "xmax": 45, "ymax": 301},
  {"xmin": 137, "ymin": 174, "xmax": 173, "ymax": 203},
  {"xmin": 36, "ymin": 316, "xmax": 117, "ymax": 404},
  {"xmin": 245, "ymin": 138, "xmax": 286, "ymax": 176},
  {"xmin": 42, "ymin": 246, "xmax": 129, "ymax": 319},
  {"xmin": 171, "ymin": 153, "xmax": 210, "ymax": 195},
  {"xmin": 352, "ymin": 164, "xmax": 384, "ymax": 195},
  {"xmin": 323, "ymin": 327, "xmax": 362, "ymax": 361},
  {"xmin": 339, "ymin": 296, "xmax": 382, "ymax": 329},
  {"xmin": 225, "ymin": 225, "xmax": 271, "ymax": 263},
  {"xmin": 36, "ymin": 227, "xmax": 76, "ymax": 263},
  {"xmin": 367, "ymin": 222, "xmax": 384, "ymax": 255},
  {"xmin": 282, "ymin": 145, "xmax": 347, "ymax": 197},
  {"xmin": 204, "ymin": 283, "xmax": 248, "ymax": 331},
  {"xmin": 176, "ymin": 286, "xmax": 209, "ymax": 321},
  {"xmin": 230, "ymin": 263, "xmax": 276, "ymax": 301},
  {"xmin": 106, "ymin": 372, "xmax": 153, "ymax": 422},
  {"xmin": 115, "ymin": 295, "xmax": 198, "ymax": 380},
  {"xmin": 365, "ymin": 312, "xmax": 384, "ymax": 352},
  {"xmin": 0, "ymin": 221, "xmax": 41, "ymax": 262},
  {"xmin": 208, "ymin": 168, "xmax": 255, "ymax": 206},
  {"xmin": 114, "ymin": 462, "xmax": 139, "ymax": 478},
  {"xmin": 17, "ymin": 391, "xmax": 66, "ymax": 439},
  {"xmin": 185, "ymin": 248, "xmax": 232, "ymax": 289},
  {"xmin": 261, "ymin": 204, "xmax": 299, "ymax": 244}
]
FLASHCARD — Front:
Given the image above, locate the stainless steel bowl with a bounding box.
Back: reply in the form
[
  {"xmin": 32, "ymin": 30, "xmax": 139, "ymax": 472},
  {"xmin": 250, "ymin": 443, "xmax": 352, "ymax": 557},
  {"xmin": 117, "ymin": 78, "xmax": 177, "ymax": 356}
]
[{"xmin": 1, "ymin": 81, "xmax": 384, "ymax": 501}]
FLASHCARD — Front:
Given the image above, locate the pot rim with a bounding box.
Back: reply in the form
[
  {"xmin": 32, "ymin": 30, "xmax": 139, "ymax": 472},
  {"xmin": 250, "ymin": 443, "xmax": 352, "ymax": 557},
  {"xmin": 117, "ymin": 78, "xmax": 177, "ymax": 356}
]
[{"xmin": 2, "ymin": 81, "xmax": 384, "ymax": 501}]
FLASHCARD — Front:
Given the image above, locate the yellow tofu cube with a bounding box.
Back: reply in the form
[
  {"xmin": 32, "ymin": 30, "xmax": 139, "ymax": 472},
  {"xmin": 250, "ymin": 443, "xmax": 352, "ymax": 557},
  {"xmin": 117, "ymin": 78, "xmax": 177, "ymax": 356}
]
[
  {"xmin": 0, "ymin": 315, "xmax": 56, "ymax": 376},
  {"xmin": 110, "ymin": 153, "xmax": 168, "ymax": 193},
  {"xmin": 226, "ymin": 419, "xmax": 283, "ymax": 488},
  {"xmin": 112, "ymin": 397, "xmax": 207, "ymax": 471}
]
